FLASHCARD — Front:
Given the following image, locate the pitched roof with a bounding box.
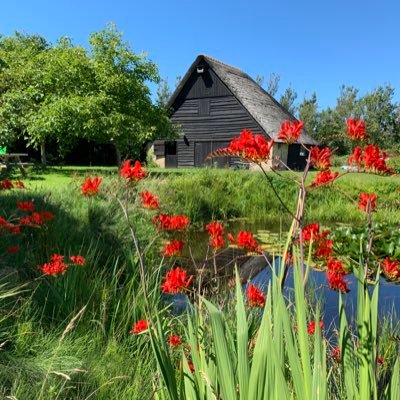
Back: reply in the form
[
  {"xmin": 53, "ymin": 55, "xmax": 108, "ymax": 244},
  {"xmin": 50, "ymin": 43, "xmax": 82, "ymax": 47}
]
[{"xmin": 168, "ymin": 55, "xmax": 317, "ymax": 145}]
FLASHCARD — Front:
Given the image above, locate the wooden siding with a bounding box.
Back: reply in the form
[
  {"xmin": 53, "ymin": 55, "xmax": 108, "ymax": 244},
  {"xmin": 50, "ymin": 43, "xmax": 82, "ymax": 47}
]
[
  {"xmin": 175, "ymin": 66, "xmax": 231, "ymax": 104},
  {"xmin": 171, "ymin": 96, "xmax": 265, "ymax": 167}
]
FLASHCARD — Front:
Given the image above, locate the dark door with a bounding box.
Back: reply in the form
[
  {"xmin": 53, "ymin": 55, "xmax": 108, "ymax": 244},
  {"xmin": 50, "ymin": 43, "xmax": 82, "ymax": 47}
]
[
  {"xmin": 195, "ymin": 142, "xmax": 212, "ymax": 167},
  {"xmin": 165, "ymin": 141, "xmax": 177, "ymax": 168},
  {"xmin": 287, "ymin": 144, "xmax": 307, "ymax": 170}
]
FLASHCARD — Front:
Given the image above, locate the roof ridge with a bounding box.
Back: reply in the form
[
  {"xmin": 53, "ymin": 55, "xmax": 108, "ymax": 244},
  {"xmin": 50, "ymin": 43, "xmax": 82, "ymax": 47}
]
[{"xmin": 201, "ymin": 54, "xmax": 244, "ymax": 74}]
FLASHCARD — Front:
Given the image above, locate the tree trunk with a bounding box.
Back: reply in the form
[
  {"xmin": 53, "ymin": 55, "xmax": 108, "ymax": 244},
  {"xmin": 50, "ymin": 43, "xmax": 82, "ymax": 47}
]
[{"xmin": 40, "ymin": 141, "xmax": 47, "ymax": 165}]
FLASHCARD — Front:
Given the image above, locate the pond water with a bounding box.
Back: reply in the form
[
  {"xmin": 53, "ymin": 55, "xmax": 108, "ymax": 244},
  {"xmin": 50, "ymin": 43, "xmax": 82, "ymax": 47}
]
[{"xmin": 174, "ymin": 220, "xmax": 400, "ymax": 329}]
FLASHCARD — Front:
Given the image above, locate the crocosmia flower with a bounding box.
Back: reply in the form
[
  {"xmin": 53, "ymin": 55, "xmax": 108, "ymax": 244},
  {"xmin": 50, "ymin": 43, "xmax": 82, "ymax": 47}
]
[
  {"xmin": 70, "ymin": 255, "xmax": 85, "ymax": 265},
  {"xmin": 347, "ymin": 118, "xmax": 367, "ymax": 141},
  {"xmin": 326, "ymin": 271, "xmax": 349, "ymax": 293},
  {"xmin": 349, "ymin": 146, "xmax": 363, "ymax": 170},
  {"xmin": 129, "ymin": 319, "xmax": 148, "ymax": 334},
  {"xmin": 206, "ymin": 221, "xmax": 225, "ymax": 249},
  {"xmin": 120, "ymin": 160, "xmax": 146, "ymax": 181},
  {"xmin": 161, "ymin": 267, "xmax": 193, "ymax": 294},
  {"xmin": 169, "ymin": 335, "xmax": 182, "ymax": 347},
  {"xmin": 212, "ymin": 129, "xmax": 274, "ymax": 163},
  {"xmin": 358, "ymin": 192, "xmax": 377, "ymax": 213},
  {"xmin": 228, "ymin": 231, "xmax": 262, "ymax": 254},
  {"xmin": 0, "ymin": 179, "xmax": 14, "ymax": 190},
  {"xmin": 140, "ymin": 191, "xmax": 159, "ymax": 209},
  {"xmin": 17, "ymin": 201, "xmax": 35, "ymax": 213},
  {"xmin": 310, "ymin": 170, "xmax": 339, "ymax": 187},
  {"xmin": 246, "ymin": 284, "xmax": 265, "ymax": 307},
  {"xmin": 153, "ymin": 214, "xmax": 190, "ymax": 231},
  {"xmin": 81, "ymin": 176, "xmax": 102, "ymax": 196},
  {"xmin": 382, "ymin": 257, "xmax": 400, "ymax": 280},
  {"xmin": 278, "ymin": 120, "xmax": 304, "ymax": 144},
  {"xmin": 162, "ymin": 240, "xmax": 184, "ymax": 257},
  {"xmin": 307, "ymin": 321, "xmax": 324, "ymax": 335},
  {"xmin": 310, "ymin": 147, "xmax": 332, "ymax": 171},
  {"xmin": 7, "ymin": 245, "xmax": 20, "ymax": 254},
  {"xmin": 38, "ymin": 254, "xmax": 68, "ymax": 276}
]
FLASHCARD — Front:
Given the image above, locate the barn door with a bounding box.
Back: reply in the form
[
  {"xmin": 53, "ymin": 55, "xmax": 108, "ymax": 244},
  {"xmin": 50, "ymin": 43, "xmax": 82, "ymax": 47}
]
[
  {"xmin": 287, "ymin": 144, "xmax": 307, "ymax": 170},
  {"xmin": 165, "ymin": 141, "xmax": 177, "ymax": 168},
  {"xmin": 195, "ymin": 142, "xmax": 212, "ymax": 167}
]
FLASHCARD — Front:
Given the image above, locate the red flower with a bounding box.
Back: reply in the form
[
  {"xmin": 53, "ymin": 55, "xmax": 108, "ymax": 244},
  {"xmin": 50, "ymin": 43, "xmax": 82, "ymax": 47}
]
[
  {"xmin": 278, "ymin": 120, "xmax": 304, "ymax": 144},
  {"xmin": 382, "ymin": 257, "xmax": 400, "ymax": 280},
  {"xmin": 81, "ymin": 176, "xmax": 102, "ymax": 196},
  {"xmin": 377, "ymin": 355, "xmax": 384, "ymax": 365},
  {"xmin": 163, "ymin": 240, "xmax": 184, "ymax": 257},
  {"xmin": 0, "ymin": 218, "xmax": 21, "ymax": 235},
  {"xmin": 70, "ymin": 255, "xmax": 85, "ymax": 265},
  {"xmin": 15, "ymin": 181, "xmax": 25, "ymax": 189},
  {"xmin": 38, "ymin": 254, "xmax": 68, "ymax": 276},
  {"xmin": 349, "ymin": 146, "xmax": 363, "ymax": 170},
  {"xmin": 129, "ymin": 319, "xmax": 148, "ymax": 334},
  {"xmin": 347, "ymin": 118, "xmax": 367, "ymax": 141},
  {"xmin": 206, "ymin": 221, "xmax": 224, "ymax": 237},
  {"xmin": 246, "ymin": 284, "xmax": 266, "ymax": 307},
  {"xmin": 0, "ymin": 179, "xmax": 14, "ymax": 190},
  {"xmin": 358, "ymin": 192, "xmax": 377, "ymax": 213},
  {"xmin": 307, "ymin": 320, "xmax": 324, "ymax": 335},
  {"xmin": 302, "ymin": 223, "xmax": 322, "ymax": 241},
  {"xmin": 20, "ymin": 211, "xmax": 54, "ymax": 226},
  {"xmin": 206, "ymin": 221, "xmax": 225, "ymax": 249},
  {"xmin": 220, "ymin": 129, "xmax": 274, "ymax": 163},
  {"xmin": 310, "ymin": 147, "xmax": 332, "ymax": 171},
  {"xmin": 153, "ymin": 214, "xmax": 190, "ymax": 231},
  {"xmin": 363, "ymin": 144, "xmax": 393, "ymax": 174},
  {"xmin": 161, "ymin": 267, "xmax": 193, "ymax": 294},
  {"xmin": 140, "ymin": 191, "xmax": 159, "ymax": 209},
  {"xmin": 228, "ymin": 231, "xmax": 262, "ymax": 254},
  {"xmin": 17, "ymin": 201, "xmax": 35, "ymax": 213},
  {"xmin": 120, "ymin": 160, "xmax": 146, "ymax": 181},
  {"xmin": 331, "ymin": 346, "xmax": 341, "ymax": 362},
  {"xmin": 169, "ymin": 335, "xmax": 182, "ymax": 347},
  {"xmin": 310, "ymin": 170, "xmax": 339, "ymax": 188},
  {"xmin": 7, "ymin": 245, "xmax": 20, "ymax": 254},
  {"xmin": 326, "ymin": 257, "xmax": 348, "ymax": 275},
  {"xmin": 315, "ymin": 239, "xmax": 333, "ymax": 259},
  {"xmin": 210, "ymin": 235, "xmax": 225, "ymax": 249},
  {"xmin": 326, "ymin": 271, "xmax": 349, "ymax": 293}
]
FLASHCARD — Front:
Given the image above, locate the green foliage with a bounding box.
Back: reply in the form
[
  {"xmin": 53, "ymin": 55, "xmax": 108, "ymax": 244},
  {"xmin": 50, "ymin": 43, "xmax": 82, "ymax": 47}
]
[{"xmin": 0, "ymin": 24, "xmax": 174, "ymax": 161}]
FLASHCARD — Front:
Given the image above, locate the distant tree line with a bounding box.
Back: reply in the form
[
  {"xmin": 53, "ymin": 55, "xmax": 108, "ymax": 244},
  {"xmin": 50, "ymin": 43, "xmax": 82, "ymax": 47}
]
[
  {"xmin": 255, "ymin": 73, "xmax": 400, "ymax": 153},
  {"xmin": 0, "ymin": 23, "xmax": 174, "ymax": 164}
]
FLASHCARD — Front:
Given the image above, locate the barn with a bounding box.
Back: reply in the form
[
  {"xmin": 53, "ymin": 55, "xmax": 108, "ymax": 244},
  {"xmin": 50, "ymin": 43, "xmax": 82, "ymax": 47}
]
[{"xmin": 151, "ymin": 55, "xmax": 317, "ymax": 169}]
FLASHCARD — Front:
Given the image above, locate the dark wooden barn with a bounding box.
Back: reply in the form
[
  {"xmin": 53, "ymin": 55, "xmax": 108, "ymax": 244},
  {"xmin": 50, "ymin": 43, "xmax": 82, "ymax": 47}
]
[{"xmin": 150, "ymin": 55, "xmax": 317, "ymax": 170}]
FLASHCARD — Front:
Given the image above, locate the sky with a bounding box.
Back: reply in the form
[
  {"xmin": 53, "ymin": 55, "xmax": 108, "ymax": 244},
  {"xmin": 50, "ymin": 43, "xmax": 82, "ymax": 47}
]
[{"xmin": 1, "ymin": 0, "xmax": 399, "ymax": 109}]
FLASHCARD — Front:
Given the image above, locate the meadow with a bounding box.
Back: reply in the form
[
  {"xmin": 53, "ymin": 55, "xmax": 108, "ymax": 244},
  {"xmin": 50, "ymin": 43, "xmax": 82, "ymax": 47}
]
[{"xmin": 0, "ymin": 160, "xmax": 399, "ymax": 399}]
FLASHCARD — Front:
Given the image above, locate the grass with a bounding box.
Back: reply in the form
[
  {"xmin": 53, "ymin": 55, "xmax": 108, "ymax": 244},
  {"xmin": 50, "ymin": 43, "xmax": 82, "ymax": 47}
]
[
  {"xmin": 1, "ymin": 164, "xmax": 399, "ymax": 398},
  {"xmin": 9, "ymin": 164, "xmax": 400, "ymax": 226}
]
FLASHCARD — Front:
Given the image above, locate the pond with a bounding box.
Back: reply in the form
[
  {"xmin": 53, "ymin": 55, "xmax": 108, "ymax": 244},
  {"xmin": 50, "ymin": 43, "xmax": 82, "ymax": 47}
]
[{"xmin": 174, "ymin": 219, "xmax": 400, "ymax": 328}]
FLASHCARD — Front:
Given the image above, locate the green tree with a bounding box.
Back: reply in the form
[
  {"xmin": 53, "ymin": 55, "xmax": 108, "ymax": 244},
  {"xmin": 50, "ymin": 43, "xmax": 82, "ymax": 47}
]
[
  {"xmin": 359, "ymin": 85, "xmax": 399, "ymax": 146},
  {"xmin": 156, "ymin": 78, "xmax": 172, "ymax": 108},
  {"xmin": 280, "ymin": 84, "xmax": 298, "ymax": 115},
  {"xmin": 298, "ymin": 92, "xmax": 318, "ymax": 137},
  {"xmin": 266, "ymin": 72, "xmax": 280, "ymax": 97},
  {"xmin": 0, "ymin": 24, "xmax": 173, "ymax": 164}
]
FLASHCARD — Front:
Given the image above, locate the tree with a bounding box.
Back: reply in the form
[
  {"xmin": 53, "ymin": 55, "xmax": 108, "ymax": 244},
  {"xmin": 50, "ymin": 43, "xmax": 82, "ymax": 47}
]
[
  {"xmin": 266, "ymin": 72, "xmax": 280, "ymax": 97},
  {"xmin": 280, "ymin": 84, "xmax": 298, "ymax": 115},
  {"xmin": 298, "ymin": 92, "xmax": 318, "ymax": 136},
  {"xmin": 156, "ymin": 78, "xmax": 172, "ymax": 108},
  {"xmin": 255, "ymin": 74, "xmax": 264, "ymax": 87},
  {"xmin": 0, "ymin": 24, "xmax": 174, "ymax": 164},
  {"xmin": 359, "ymin": 85, "xmax": 399, "ymax": 146}
]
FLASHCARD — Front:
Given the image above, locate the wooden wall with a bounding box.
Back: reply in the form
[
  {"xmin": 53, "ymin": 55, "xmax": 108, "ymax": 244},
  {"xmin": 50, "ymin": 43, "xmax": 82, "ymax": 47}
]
[{"xmin": 170, "ymin": 65, "xmax": 264, "ymax": 168}]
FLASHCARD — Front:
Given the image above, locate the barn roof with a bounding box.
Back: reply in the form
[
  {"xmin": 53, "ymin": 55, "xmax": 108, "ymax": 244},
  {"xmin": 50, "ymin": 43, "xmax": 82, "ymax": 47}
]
[{"xmin": 168, "ymin": 55, "xmax": 317, "ymax": 145}]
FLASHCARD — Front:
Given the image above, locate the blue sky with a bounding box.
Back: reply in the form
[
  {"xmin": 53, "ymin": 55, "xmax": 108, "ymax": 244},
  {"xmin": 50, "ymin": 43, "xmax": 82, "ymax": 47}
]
[{"xmin": 1, "ymin": 0, "xmax": 399, "ymax": 109}]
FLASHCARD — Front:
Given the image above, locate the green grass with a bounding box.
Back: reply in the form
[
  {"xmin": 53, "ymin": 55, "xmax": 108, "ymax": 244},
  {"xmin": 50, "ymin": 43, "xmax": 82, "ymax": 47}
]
[{"xmin": 1, "ymin": 164, "xmax": 400, "ymax": 398}]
